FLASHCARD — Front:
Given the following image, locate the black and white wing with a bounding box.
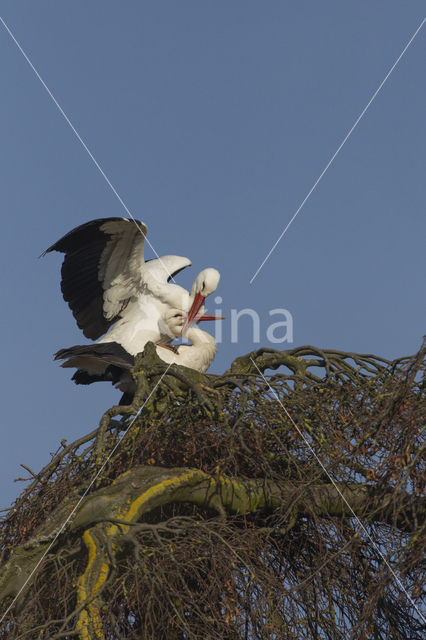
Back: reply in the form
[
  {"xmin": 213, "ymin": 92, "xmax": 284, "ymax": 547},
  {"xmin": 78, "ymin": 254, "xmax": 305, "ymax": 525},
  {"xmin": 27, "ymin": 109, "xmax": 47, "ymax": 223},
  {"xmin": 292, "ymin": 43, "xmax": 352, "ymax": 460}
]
[
  {"xmin": 43, "ymin": 218, "xmax": 148, "ymax": 339},
  {"xmin": 54, "ymin": 342, "xmax": 134, "ymax": 374}
]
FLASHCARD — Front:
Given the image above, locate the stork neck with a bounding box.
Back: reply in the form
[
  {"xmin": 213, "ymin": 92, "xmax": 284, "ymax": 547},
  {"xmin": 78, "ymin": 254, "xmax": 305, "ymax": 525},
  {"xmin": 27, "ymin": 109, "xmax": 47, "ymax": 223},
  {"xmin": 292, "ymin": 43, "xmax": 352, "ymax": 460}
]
[
  {"xmin": 143, "ymin": 272, "xmax": 191, "ymax": 310},
  {"xmin": 185, "ymin": 327, "xmax": 216, "ymax": 347}
]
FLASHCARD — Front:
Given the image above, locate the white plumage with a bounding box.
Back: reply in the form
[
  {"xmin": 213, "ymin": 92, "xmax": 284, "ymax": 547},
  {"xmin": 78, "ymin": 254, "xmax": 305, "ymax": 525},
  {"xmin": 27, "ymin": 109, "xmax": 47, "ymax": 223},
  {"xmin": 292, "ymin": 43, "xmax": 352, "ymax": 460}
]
[
  {"xmin": 97, "ymin": 265, "xmax": 220, "ymax": 355},
  {"xmin": 55, "ymin": 309, "xmax": 218, "ymax": 403},
  {"xmin": 45, "ymin": 218, "xmax": 220, "ymax": 351},
  {"xmin": 155, "ymin": 309, "xmax": 218, "ymax": 373},
  {"xmin": 46, "ymin": 218, "xmax": 223, "ymax": 390}
]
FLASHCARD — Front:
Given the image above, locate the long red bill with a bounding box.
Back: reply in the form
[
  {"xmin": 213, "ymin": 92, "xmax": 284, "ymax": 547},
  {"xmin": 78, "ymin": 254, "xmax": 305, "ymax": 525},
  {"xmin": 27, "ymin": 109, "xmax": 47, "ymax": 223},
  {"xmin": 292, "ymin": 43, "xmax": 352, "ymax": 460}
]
[
  {"xmin": 182, "ymin": 292, "xmax": 205, "ymax": 334},
  {"xmin": 195, "ymin": 314, "xmax": 225, "ymax": 322}
]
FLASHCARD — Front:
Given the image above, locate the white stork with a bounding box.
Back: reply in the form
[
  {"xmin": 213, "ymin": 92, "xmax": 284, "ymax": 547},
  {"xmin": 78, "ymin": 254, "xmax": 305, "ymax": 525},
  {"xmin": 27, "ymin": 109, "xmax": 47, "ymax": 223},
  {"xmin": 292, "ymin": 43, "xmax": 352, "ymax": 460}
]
[
  {"xmin": 97, "ymin": 264, "xmax": 221, "ymax": 355},
  {"xmin": 55, "ymin": 309, "xmax": 220, "ymax": 404},
  {"xmin": 43, "ymin": 218, "xmax": 221, "ymax": 353}
]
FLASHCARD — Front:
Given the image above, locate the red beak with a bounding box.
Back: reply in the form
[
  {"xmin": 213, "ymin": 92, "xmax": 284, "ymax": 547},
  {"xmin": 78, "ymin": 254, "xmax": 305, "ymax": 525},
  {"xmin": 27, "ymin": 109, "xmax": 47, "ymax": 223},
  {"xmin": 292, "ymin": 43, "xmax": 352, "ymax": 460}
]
[
  {"xmin": 195, "ymin": 314, "xmax": 225, "ymax": 322},
  {"xmin": 182, "ymin": 292, "xmax": 205, "ymax": 334}
]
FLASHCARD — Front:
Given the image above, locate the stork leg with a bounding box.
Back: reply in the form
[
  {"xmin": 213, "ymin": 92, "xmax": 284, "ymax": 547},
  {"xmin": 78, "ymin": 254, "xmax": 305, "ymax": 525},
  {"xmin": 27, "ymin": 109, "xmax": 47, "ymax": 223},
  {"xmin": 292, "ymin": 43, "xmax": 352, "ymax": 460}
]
[{"xmin": 195, "ymin": 382, "xmax": 221, "ymax": 402}]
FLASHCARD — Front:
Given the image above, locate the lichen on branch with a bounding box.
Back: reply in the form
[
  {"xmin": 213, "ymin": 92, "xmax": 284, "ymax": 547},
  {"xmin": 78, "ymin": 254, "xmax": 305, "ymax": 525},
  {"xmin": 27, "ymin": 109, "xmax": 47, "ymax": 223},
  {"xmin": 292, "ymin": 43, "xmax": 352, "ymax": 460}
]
[{"xmin": 0, "ymin": 342, "xmax": 424, "ymax": 640}]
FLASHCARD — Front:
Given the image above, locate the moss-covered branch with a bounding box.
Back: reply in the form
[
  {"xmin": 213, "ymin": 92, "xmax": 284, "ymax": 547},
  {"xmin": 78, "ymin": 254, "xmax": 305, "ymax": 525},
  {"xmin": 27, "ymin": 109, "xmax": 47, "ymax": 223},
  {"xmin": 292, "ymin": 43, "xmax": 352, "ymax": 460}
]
[
  {"xmin": 1, "ymin": 465, "xmax": 423, "ymax": 610},
  {"xmin": 1, "ymin": 341, "xmax": 424, "ymax": 640}
]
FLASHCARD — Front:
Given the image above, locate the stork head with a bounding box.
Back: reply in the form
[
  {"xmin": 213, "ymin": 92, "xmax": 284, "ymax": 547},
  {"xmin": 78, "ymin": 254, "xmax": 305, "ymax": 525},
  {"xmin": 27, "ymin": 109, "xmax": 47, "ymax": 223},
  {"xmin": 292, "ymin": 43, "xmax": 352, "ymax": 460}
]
[
  {"xmin": 190, "ymin": 268, "xmax": 221, "ymax": 299},
  {"xmin": 182, "ymin": 268, "xmax": 221, "ymax": 334},
  {"xmin": 162, "ymin": 305, "xmax": 224, "ymax": 340},
  {"xmin": 161, "ymin": 309, "xmax": 186, "ymax": 339}
]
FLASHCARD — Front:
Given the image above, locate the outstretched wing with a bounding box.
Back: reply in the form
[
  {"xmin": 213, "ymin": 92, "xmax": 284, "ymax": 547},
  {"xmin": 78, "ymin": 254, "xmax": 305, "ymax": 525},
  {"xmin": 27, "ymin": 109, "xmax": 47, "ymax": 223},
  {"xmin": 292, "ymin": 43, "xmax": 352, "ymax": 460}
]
[{"xmin": 43, "ymin": 218, "xmax": 148, "ymax": 339}]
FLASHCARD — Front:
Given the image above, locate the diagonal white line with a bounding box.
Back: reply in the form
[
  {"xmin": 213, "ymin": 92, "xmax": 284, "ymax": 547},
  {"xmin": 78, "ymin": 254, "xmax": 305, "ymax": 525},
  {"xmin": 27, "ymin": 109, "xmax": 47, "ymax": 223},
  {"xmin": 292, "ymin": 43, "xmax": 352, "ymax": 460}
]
[
  {"xmin": 250, "ymin": 357, "xmax": 425, "ymax": 621},
  {"xmin": 0, "ymin": 15, "xmax": 177, "ymax": 281},
  {"xmin": 0, "ymin": 362, "xmax": 173, "ymax": 624},
  {"xmin": 250, "ymin": 17, "xmax": 426, "ymax": 284}
]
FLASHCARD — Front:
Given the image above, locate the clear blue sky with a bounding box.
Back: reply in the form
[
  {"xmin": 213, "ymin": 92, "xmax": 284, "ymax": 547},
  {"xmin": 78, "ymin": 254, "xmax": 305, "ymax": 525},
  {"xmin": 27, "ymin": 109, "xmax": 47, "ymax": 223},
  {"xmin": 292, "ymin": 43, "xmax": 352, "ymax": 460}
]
[{"xmin": 1, "ymin": 2, "xmax": 425, "ymax": 508}]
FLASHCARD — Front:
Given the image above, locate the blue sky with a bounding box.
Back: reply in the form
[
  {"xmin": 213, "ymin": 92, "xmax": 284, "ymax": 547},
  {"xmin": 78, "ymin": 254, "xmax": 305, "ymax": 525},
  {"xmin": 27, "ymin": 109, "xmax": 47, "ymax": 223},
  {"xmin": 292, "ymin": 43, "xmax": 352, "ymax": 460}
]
[{"xmin": 1, "ymin": 2, "xmax": 425, "ymax": 508}]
